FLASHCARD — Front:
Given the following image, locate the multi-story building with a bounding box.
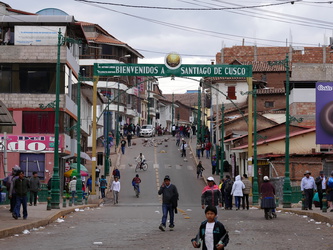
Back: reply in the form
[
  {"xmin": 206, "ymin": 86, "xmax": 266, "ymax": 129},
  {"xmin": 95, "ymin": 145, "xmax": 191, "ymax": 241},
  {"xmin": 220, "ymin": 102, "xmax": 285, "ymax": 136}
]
[
  {"xmin": 77, "ymin": 21, "xmax": 143, "ymax": 149},
  {"xmin": 0, "ymin": 3, "xmax": 143, "ymax": 189},
  {"xmin": 0, "ymin": 4, "xmax": 90, "ymax": 187}
]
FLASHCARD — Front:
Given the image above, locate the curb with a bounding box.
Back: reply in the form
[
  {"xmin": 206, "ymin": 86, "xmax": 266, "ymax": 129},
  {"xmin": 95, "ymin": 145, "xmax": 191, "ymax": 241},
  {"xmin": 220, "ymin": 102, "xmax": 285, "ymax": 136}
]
[
  {"xmin": 278, "ymin": 208, "xmax": 333, "ymax": 225},
  {"xmin": 0, "ymin": 204, "xmax": 99, "ymax": 239}
]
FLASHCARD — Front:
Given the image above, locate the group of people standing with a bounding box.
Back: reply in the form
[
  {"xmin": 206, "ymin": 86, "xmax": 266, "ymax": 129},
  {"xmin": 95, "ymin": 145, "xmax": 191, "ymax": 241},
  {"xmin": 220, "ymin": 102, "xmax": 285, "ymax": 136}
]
[
  {"xmin": 301, "ymin": 170, "xmax": 333, "ymax": 212},
  {"xmin": 2, "ymin": 166, "xmax": 41, "ymax": 220},
  {"xmin": 196, "ymin": 140, "xmax": 212, "ymax": 160}
]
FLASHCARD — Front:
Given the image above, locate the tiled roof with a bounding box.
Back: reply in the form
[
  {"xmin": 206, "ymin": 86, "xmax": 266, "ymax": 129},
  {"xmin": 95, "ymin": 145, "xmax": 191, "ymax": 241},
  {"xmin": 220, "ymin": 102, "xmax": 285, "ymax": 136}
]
[
  {"xmin": 163, "ymin": 93, "xmax": 201, "ymax": 107},
  {"xmin": 206, "ymin": 61, "xmax": 290, "ymax": 82},
  {"xmin": 86, "ymin": 34, "xmax": 125, "ymax": 45},
  {"xmin": 242, "ymin": 61, "xmax": 290, "ymax": 72}
]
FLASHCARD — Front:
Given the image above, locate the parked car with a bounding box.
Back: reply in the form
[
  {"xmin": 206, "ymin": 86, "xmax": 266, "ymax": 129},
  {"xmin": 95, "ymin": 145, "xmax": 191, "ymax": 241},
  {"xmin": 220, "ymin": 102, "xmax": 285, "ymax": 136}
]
[{"xmin": 139, "ymin": 125, "xmax": 155, "ymax": 137}]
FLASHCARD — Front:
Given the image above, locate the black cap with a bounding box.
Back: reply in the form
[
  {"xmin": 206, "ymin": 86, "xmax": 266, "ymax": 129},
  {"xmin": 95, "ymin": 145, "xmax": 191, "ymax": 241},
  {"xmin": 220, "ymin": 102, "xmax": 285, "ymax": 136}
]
[{"xmin": 164, "ymin": 175, "xmax": 170, "ymax": 180}]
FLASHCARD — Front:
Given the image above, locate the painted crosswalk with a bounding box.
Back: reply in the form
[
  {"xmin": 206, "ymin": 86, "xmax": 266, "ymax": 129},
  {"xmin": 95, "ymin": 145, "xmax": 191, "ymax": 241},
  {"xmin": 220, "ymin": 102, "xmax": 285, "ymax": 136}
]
[{"xmin": 119, "ymin": 163, "xmax": 194, "ymax": 171}]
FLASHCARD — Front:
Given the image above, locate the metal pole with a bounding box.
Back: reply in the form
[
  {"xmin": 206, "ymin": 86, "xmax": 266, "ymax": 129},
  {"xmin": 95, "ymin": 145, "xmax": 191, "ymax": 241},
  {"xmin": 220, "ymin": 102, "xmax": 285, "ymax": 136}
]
[
  {"xmin": 76, "ymin": 74, "xmax": 82, "ymax": 205},
  {"xmin": 116, "ymin": 82, "xmax": 120, "ymax": 148},
  {"xmin": 172, "ymin": 93, "xmax": 174, "ymax": 127},
  {"xmin": 197, "ymin": 86, "xmax": 201, "ymax": 144},
  {"xmin": 252, "ymin": 85, "xmax": 259, "ymax": 204},
  {"xmin": 220, "ymin": 104, "xmax": 225, "ymax": 180},
  {"xmin": 283, "ymin": 54, "xmax": 292, "ymax": 208},
  {"xmin": 51, "ymin": 29, "xmax": 62, "ymax": 209},
  {"xmin": 147, "ymin": 81, "xmax": 150, "ymax": 125},
  {"xmin": 91, "ymin": 76, "xmax": 99, "ymax": 195},
  {"xmin": 105, "ymin": 96, "xmax": 110, "ymax": 176}
]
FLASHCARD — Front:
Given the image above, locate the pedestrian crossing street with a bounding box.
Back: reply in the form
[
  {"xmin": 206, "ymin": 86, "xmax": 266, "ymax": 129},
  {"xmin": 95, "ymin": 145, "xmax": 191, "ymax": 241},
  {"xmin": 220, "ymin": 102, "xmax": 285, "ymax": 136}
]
[{"xmin": 118, "ymin": 163, "xmax": 194, "ymax": 171}]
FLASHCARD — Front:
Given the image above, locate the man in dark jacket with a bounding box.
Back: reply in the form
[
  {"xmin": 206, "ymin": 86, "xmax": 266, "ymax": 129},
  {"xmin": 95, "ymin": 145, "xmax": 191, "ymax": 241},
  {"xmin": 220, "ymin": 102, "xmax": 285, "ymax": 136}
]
[
  {"xmin": 29, "ymin": 171, "xmax": 40, "ymax": 206},
  {"xmin": 158, "ymin": 175, "xmax": 179, "ymax": 231},
  {"xmin": 12, "ymin": 170, "xmax": 30, "ymax": 220},
  {"xmin": 315, "ymin": 170, "xmax": 327, "ymax": 210},
  {"xmin": 222, "ymin": 175, "xmax": 233, "ymax": 210}
]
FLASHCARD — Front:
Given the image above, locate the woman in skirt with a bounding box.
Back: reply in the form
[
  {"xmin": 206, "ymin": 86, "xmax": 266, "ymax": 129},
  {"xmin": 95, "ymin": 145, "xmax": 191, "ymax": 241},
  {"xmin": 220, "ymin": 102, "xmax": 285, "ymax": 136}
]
[{"xmin": 260, "ymin": 176, "xmax": 276, "ymax": 219}]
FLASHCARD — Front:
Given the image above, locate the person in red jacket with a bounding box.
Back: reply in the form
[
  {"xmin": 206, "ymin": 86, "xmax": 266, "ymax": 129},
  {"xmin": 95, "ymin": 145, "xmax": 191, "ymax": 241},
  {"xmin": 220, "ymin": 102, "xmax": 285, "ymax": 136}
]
[{"xmin": 205, "ymin": 141, "xmax": 212, "ymax": 159}]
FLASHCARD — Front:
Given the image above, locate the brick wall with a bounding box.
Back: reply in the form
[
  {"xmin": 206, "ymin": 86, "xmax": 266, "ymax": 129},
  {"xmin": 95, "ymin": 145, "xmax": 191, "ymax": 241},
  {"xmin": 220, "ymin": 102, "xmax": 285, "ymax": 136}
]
[
  {"xmin": 271, "ymin": 156, "xmax": 322, "ymax": 183},
  {"xmin": 217, "ymin": 46, "xmax": 333, "ymax": 64},
  {"xmin": 290, "ymin": 102, "xmax": 316, "ymax": 127}
]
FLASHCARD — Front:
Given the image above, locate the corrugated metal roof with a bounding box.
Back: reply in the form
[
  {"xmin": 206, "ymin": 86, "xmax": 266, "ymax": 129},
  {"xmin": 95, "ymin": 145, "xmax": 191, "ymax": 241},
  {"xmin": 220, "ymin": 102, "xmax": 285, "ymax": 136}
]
[{"xmin": 0, "ymin": 100, "xmax": 16, "ymax": 126}]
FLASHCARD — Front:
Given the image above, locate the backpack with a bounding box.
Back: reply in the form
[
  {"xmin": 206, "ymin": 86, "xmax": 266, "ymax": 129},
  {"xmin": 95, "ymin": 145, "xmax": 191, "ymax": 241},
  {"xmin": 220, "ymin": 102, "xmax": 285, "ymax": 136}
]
[
  {"xmin": 3, "ymin": 175, "xmax": 13, "ymax": 190},
  {"xmin": 327, "ymin": 177, "xmax": 333, "ymax": 188},
  {"xmin": 224, "ymin": 180, "xmax": 233, "ymax": 194},
  {"xmin": 100, "ymin": 179, "xmax": 107, "ymax": 187}
]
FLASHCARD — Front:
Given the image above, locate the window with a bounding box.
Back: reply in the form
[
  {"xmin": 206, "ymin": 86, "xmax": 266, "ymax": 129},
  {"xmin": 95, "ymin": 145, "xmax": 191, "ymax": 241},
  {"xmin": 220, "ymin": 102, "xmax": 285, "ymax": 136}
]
[
  {"xmin": 0, "ymin": 65, "xmax": 11, "ymax": 92},
  {"xmin": 227, "ymin": 86, "xmax": 236, "ymax": 100},
  {"xmin": 22, "ymin": 111, "xmax": 55, "ymax": 133},
  {"xmin": 264, "ymin": 101, "xmax": 274, "ymax": 108},
  {"xmin": 20, "ymin": 153, "xmax": 45, "ymax": 179}
]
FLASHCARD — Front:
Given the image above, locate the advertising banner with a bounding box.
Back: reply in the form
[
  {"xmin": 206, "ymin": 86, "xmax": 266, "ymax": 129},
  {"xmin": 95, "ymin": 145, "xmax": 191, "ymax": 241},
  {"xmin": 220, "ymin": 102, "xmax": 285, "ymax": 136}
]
[
  {"xmin": 14, "ymin": 26, "xmax": 66, "ymax": 45},
  {"xmin": 316, "ymin": 82, "xmax": 333, "ymax": 144},
  {"xmin": 0, "ymin": 135, "xmax": 63, "ymax": 152}
]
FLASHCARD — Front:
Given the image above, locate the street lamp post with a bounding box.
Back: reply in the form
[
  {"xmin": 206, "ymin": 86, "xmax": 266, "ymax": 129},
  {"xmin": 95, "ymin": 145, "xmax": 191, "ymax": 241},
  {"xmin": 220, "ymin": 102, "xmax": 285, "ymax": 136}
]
[
  {"xmin": 268, "ymin": 54, "xmax": 292, "ymax": 208},
  {"xmin": 147, "ymin": 80, "xmax": 150, "ymax": 125},
  {"xmin": 116, "ymin": 82, "xmax": 120, "ymax": 149},
  {"xmin": 76, "ymin": 74, "xmax": 83, "ymax": 205},
  {"xmin": 51, "ymin": 29, "xmax": 62, "ymax": 209},
  {"xmin": 197, "ymin": 86, "xmax": 201, "ymax": 144},
  {"xmin": 105, "ymin": 81, "xmax": 111, "ymax": 177},
  {"xmin": 115, "ymin": 55, "xmax": 130, "ymax": 149},
  {"xmin": 252, "ymin": 86, "xmax": 259, "ymax": 204},
  {"xmin": 220, "ymin": 104, "xmax": 225, "ymax": 180},
  {"xmin": 52, "ymin": 29, "xmax": 81, "ymax": 208}
]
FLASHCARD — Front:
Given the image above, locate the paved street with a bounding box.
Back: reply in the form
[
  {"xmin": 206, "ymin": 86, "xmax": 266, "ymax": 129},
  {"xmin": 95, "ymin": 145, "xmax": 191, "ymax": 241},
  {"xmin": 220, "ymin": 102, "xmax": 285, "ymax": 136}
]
[{"xmin": 1, "ymin": 134, "xmax": 333, "ymax": 249}]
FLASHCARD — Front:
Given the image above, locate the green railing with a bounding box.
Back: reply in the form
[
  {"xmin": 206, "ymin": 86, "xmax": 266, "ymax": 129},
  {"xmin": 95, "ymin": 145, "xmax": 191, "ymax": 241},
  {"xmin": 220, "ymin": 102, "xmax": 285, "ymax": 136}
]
[
  {"xmin": 0, "ymin": 182, "xmax": 49, "ymax": 204},
  {"xmin": 291, "ymin": 185, "xmax": 302, "ymax": 204}
]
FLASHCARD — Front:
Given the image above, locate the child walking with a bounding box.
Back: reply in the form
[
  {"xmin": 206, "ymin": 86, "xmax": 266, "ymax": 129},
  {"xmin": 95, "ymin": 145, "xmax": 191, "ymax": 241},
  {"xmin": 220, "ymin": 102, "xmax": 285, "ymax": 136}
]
[{"xmin": 191, "ymin": 205, "xmax": 229, "ymax": 249}]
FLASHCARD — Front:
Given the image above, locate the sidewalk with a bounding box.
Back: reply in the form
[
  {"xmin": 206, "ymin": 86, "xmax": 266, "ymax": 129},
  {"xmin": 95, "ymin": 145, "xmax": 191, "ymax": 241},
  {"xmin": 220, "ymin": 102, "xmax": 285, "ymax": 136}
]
[
  {"xmin": 0, "ymin": 147, "xmax": 121, "ymax": 239},
  {"xmin": 0, "ymin": 202, "xmax": 99, "ymax": 238},
  {"xmin": 187, "ymin": 134, "xmax": 333, "ymax": 226}
]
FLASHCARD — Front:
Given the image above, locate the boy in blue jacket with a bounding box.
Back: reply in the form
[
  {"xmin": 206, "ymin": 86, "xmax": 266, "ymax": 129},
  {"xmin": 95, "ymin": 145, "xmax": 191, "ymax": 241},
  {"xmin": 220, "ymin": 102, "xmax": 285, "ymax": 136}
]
[{"xmin": 191, "ymin": 205, "xmax": 229, "ymax": 249}]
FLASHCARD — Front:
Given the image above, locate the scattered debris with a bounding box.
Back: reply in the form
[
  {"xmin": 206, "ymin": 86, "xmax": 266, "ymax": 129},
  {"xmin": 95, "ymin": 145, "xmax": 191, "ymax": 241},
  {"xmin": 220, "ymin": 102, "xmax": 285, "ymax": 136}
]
[{"xmin": 56, "ymin": 218, "xmax": 65, "ymax": 223}]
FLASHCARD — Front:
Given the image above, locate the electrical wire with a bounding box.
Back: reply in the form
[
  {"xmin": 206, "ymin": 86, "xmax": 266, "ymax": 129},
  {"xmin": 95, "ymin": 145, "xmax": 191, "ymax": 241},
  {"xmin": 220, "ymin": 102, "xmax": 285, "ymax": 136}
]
[{"xmin": 74, "ymin": 0, "xmax": 299, "ymax": 10}]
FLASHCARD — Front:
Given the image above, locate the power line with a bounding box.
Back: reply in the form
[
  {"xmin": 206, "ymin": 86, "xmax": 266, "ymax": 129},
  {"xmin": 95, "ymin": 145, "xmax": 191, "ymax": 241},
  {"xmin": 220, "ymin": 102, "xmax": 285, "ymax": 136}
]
[
  {"xmin": 74, "ymin": 0, "xmax": 299, "ymax": 10},
  {"xmin": 76, "ymin": 1, "xmax": 320, "ymax": 47}
]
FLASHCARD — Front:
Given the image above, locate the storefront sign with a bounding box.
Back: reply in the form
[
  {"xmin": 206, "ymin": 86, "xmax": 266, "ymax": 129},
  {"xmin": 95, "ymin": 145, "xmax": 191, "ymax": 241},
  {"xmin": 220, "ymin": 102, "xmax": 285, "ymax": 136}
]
[{"xmin": 0, "ymin": 135, "xmax": 63, "ymax": 152}]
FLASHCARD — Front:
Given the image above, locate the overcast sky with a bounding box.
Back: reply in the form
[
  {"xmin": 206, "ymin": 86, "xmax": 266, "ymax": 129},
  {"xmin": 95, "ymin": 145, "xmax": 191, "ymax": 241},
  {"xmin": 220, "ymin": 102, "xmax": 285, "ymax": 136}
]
[{"xmin": 3, "ymin": 0, "xmax": 333, "ymax": 93}]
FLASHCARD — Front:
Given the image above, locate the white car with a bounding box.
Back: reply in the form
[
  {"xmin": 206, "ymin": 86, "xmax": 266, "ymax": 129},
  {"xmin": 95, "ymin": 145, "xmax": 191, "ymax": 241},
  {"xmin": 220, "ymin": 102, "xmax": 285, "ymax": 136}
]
[{"xmin": 139, "ymin": 125, "xmax": 155, "ymax": 137}]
